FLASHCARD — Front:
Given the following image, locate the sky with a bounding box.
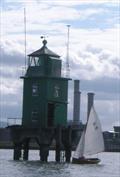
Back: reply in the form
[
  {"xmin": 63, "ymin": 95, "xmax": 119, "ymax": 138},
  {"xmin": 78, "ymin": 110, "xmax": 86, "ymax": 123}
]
[{"xmin": 0, "ymin": 0, "xmax": 120, "ymax": 130}]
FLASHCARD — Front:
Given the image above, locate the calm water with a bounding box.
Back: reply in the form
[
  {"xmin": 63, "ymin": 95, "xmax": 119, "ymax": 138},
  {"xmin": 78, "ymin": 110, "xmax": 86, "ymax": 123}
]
[{"xmin": 0, "ymin": 150, "xmax": 120, "ymax": 177}]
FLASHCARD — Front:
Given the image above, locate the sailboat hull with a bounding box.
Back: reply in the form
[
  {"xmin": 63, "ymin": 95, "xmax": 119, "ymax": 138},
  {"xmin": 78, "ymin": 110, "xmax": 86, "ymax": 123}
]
[{"xmin": 72, "ymin": 157, "xmax": 100, "ymax": 164}]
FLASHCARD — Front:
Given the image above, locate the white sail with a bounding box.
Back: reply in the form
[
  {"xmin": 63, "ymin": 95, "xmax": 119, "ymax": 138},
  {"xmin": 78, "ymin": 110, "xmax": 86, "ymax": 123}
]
[
  {"xmin": 84, "ymin": 106, "xmax": 104, "ymax": 156},
  {"xmin": 73, "ymin": 130, "xmax": 85, "ymax": 159}
]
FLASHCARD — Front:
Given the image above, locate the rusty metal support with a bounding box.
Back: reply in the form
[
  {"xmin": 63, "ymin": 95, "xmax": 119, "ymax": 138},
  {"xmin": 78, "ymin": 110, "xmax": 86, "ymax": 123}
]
[
  {"xmin": 23, "ymin": 138, "xmax": 30, "ymax": 160},
  {"xmin": 64, "ymin": 126, "xmax": 72, "ymax": 163},
  {"xmin": 40, "ymin": 144, "xmax": 49, "ymax": 162},
  {"xmin": 13, "ymin": 143, "xmax": 22, "ymax": 160},
  {"xmin": 55, "ymin": 126, "xmax": 62, "ymax": 162}
]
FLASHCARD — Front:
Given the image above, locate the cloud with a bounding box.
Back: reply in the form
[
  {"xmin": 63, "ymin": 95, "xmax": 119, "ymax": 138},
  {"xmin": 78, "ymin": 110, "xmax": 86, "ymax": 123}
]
[
  {"xmin": 0, "ymin": 76, "xmax": 23, "ymax": 120},
  {"xmin": 4, "ymin": 0, "xmax": 119, "ymax": 8},
  {"xmin": 0, "ymin": 78, "xmax": 22, "ymax": 95},
  {"xmin": 80, "ymin": 77, "xmax": 119, "ymax": 95},
  {"xmin": 37, "ymin": 0, "xmax": 120, "ymax": 6},
  {"xmin": 69, "ymin": 45, "xmax": 119, "ymax": 80},
  {"xmin": 95, "ymin": 99, "xmax": 120, "ymax": 131},
  {"xmin": 1, "ymin": 0, "xmax": 119, "ymax": 59},
  {"xmin": 0, "ymin": 101, "xmax": 22, "ymax": 121},
  {"xmin": 0, "ymin": 46, "xmax": 25, "ymax": 66},
  {"xmin": 2, "ymin": 0, "xmax": 119, "ymax": 35},
  {"xmin": 0, "ymin": 73, "xmax": 22, "ymax": 123}
]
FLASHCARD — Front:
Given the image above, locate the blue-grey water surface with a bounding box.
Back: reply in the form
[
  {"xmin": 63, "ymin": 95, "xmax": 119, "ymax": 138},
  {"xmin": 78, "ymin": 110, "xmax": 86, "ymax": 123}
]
[{"xmin": 0, "ymin": 150, "xmax": 120, "ymax": 177}]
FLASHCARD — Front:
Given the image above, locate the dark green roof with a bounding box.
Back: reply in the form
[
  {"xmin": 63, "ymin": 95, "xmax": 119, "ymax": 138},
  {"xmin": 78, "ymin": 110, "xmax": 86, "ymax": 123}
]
[{"xmin": 28, "ymin": 40, "xmax": 60, "ymax": 58}]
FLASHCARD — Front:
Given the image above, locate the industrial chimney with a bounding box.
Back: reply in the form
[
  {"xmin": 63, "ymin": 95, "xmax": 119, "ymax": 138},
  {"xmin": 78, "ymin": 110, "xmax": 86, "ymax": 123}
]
[
  {"xmin": 87, "ymin": 92, "xmax": 95, "ymax": 121},
  {"xmin": 73, "ymin": 80, "xmax": 81, "ymax": 124}
]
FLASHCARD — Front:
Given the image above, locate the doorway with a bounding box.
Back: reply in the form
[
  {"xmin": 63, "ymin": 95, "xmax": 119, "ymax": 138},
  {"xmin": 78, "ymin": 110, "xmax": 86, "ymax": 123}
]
[{"xmin": 47, "ymin": 103, "xmax": 55, "ymax": 127}]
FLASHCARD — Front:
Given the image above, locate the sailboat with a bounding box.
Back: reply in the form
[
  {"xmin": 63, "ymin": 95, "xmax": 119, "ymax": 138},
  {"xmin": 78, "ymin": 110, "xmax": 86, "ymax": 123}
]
[{"xmin": 72, "ymin": 106, "xmax": 104, "ymax": 164}]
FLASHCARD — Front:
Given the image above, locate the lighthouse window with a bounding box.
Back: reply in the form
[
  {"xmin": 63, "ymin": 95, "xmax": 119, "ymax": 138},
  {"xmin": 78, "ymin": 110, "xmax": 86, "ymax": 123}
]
[
  {"xmin": 31, "ymin": 111, "xmax": 38, "ymax": 122},
  {"xmin": 32, "ymin": 84, "xmax": 38, "ymax": 96},
  {"xmin": 37, "ymin": 58, "xmax": 42, "ymax": 66}
]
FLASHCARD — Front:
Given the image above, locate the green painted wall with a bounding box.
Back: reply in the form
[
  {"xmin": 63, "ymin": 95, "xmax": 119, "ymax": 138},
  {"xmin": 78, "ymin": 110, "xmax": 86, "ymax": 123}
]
[
  {"xmin": 22, "ymin": 78, "xmax": 47, "ymax": 127},
  {"xmin": 22, "ymin": 51, "xmax": 70, "ymax": 128},
  {"xmin": 54, "ymin": 104, "xmax": 67, "ymax": 126}
]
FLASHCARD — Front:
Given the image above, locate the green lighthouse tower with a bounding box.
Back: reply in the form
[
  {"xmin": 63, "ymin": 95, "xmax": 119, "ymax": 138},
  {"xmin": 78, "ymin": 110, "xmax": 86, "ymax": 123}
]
[{"xmin": 22, "ymin": 39, "xmax": 70, "ymax": 128}]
